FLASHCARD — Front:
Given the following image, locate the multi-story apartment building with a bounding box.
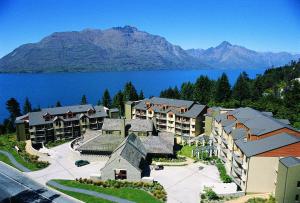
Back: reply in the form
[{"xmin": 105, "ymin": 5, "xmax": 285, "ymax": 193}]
[
  {"xmin": 208, "ymin": 107, "xmax": 300, "ymax": 195},
  {"xmin": 125, "ymin": 97, "xmax": 207, "ymax": 138},
  {"xmin": 15, "ymin": 104, "xmax": 114, "ymax": 147}
]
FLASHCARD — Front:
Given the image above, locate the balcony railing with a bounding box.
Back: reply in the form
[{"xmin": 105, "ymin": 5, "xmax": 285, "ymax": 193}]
[
  {"xmin": 233, "ymin": 166, "xmax": 242, "ymax": 176},
  {"xmin": 233, "ymin": 153, "xmax": 243, "ymax": 165},
  {"xmin": 232, "ymin": 176, "xmax": 242, "ymax": 187}
]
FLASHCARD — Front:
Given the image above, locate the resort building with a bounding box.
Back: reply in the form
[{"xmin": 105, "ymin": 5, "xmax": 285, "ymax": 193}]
[
  {"xmin": 101, "ymin": 134, "xmax": 148, "ymax": 181},
  {"xmin": 208, "ymin": 107, "xmax": 300, "ymax": 195},
  {"xmin": 125, "ymin": 97, "xmax": 207, "ymax": 139},
  {"xmin": 15, "ymin": 104, "xmax": 118, "ymax": 147}
]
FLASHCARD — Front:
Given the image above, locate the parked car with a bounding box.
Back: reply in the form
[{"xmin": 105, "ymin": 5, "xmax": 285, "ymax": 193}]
[
  {"xmin": 154, "ymin": 165, "xmax": 164, "ymax": 170},
  {"xmin": 75, "ymin": 160, "xmax": 90, "ymax": 167}
]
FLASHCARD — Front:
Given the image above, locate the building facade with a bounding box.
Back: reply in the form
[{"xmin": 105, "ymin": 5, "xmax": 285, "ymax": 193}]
[
  {"xmin": 275, "ymin": 157, "xmax": 300, "ymax": 203},
  {"xmin": 208, "ymin": 107, "xmax": 300, "ymax": 194},
  {"xmin": 15, "ymin": 104, "xmax": 112, "ymax": 147},
  {"xmin": 125, "ymin": 97, "xmax": 207, "ymax": 138}
]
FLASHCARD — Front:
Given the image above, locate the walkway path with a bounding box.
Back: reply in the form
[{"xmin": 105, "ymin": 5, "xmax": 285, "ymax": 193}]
[
  {"xmin": 47, "ymin": 180, "xmax": 134, "ymax": 203},
  {"xmin": 0, "ymin": 149, "xmax": 31, "ymax": 172}
]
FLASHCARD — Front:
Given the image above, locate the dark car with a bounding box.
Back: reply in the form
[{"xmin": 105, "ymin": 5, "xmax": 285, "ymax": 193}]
[
  {"xmin": 154, "ymin": 165, "xmax": 164, "ymax": 170},
  {"xmin": 75, "ymin": 160, "xmax": 90, "ymax": 167}
]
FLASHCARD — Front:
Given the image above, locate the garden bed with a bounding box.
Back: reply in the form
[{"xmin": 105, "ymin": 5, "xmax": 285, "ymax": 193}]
[
  {"xmin": 49, "ymin": 179, "xmax": 166, "ymax": 203},
  {"xmin": 0, "ymin": 134, "xmax": 49, "ymax": 171}
]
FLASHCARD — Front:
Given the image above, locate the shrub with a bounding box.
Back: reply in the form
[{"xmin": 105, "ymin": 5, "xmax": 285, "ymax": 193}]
[
  {"xmin": 216, "ymin": 159, "xmax": 232, "ymax": 183},
  {"xmin": 202, "ymin": 187, "xmax": 219, "ymax": 200}
]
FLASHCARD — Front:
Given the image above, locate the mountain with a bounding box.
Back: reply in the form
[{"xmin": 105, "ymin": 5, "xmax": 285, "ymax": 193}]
[
  {"xmin": 186, "ymin": 41, "xmax": 300, "ymax": 69},
  {"xmin": 0, "ymin": 27, "xmax": 299, "ymax": 73},
  {"xmin": 0, "ymin": 26, "xmax": 206, "ymax": 73}
]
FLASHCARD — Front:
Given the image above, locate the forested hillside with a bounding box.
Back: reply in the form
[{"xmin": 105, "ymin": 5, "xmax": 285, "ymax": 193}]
[{"xmin": 160, "ymin": 60, "xmax": 300, "ymax": 128}]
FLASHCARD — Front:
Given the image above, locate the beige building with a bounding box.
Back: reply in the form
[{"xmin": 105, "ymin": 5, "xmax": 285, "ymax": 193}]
[
  {"xmin": 125, "ymin": 97, "xmax": 207, "ymax": 139},
  {"xmin": 209, "ymin": 107, "xmax": 300, "ymax": 194},
  {"xmin": 15, "ymin": 104, "xmax": 116, "ymax": 147},
  {"xmin": 275, "ymin": 157, "xmax": 300, "ymax": 203}
]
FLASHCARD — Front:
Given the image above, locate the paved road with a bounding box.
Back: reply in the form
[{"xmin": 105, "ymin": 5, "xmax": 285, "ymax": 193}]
[
  {"xmin": 0, "ymin": 161, "xmax": 78, "ymax": 203},
  {"xmin": 48, "ymin": 180, "xmax": 134, "ymax": 203},
  {"xmin": 0, "ymin": 149, "xmax": 31, "ymax": 172}
]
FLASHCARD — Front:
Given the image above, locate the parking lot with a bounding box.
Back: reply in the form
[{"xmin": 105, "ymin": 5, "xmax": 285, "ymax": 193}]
[
  {"xmin": 26, "ymin": 142, "xmax": 108, "ymax": 185},
  {"xmin": 151, "ymin": 162, "xmax": 221, "ymax": 203}
]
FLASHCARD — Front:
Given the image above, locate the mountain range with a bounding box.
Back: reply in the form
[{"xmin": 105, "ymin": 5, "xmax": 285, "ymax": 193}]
[{"xmin": 0, "ymin": 26, "xmax": 299, "ymax": 73}]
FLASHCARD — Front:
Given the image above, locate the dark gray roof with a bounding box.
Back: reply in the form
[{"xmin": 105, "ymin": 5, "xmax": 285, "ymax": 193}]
[
  {"xmin": 149, "ymin": 97, "xmax": 194, "ymax": 108},
  {"xmin": 276, "ymin": 119, "xmax": 290, "ymax": 125},
  {"xmin": 140, "ymin": 132, "xmax": 174, "ymax": 154},
  {"xmin": 235, "ymin": 133, "xmax": 300, "ymax": 157},
  {"xmin": 27, "ymin": 104, "xmax": 107, "ymax": 126},
  {"xmin": 102, "ymin": 118, "xmax": 153, "ymax": 132},
  {"xmin": 223, "ymin": 107, "xmax": 297, "ymax": 136},
  {"xmin": 77, "ymin": 134, "xmax": 124, "ymax": 153},
  {"xmin": 110, "ymin": 108, "xmax": 119, "ymax": 113},
  {"xmin": 104, "ymin": 134, "xmax": 147, "ymax": 171},
  {"xmin": 126, "ymin": 119, "xmax": 153, "ymax": 132},
  {"xmin": 42, "ymin": 104, "xmax": 94, "ymax": 115},
  {"xmin": 181, "ymin": 104, "xmax": 206, "ymax": 118},
  {"xmin": 231, "ymin": 128, "xmax": 247, "ymax": 140},
  {"xmin": 280, "ymin": 157, "xmax": 300, "ymax": 168}
]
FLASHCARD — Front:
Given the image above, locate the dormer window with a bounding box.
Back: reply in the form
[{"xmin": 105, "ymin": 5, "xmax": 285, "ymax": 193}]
[
  {"xmin": 146, "ymin": 102, "xmax": 151, "ymax": 108},
  {"xmin": 43, "ymin": 113, "xmax": 51, "ymax": 121},
  {"xmin": 87, "ymin": 108, "xmax": 94, "ymax": 115}
]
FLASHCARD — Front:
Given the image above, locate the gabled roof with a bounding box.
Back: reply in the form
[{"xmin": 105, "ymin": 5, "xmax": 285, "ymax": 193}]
[
  {"xmin": 235, "ymin": 133, "xmax": 300, "ymax": 157},
  {"xmin": 140, "ymin": 132, "xmax": 174, "ymax": 154},
  {"xmin": 104, "ymin": 134, "xmax": 147, "ymax": 171},
  {"xmin": 102, "ymin": 118, "xmax": 153, "ymax": 132},
  {"xmin": 280, "ymin": 157, "xmax": 300, "ymax": 168},
  {"xmin": 42, "ymin": 104, "xmax": 94, "ymax": 115},
  {"xmin": 181, "ymin": 104, "xmax": 207, "ymax": 118}
]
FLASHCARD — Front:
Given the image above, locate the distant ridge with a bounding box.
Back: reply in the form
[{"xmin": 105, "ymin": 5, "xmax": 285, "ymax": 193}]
[
  {"xmin": 186, "ymin": 41, "xmax": 300, "ymax": 69},
  {"xmin": 0, "ymin": 26, "xmax": 299, "ymax": 73}
]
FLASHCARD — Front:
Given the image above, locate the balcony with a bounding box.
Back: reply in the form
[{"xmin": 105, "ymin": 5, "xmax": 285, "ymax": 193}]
[
  {"xmin": 221, "ymin": 137, "xmax": 228, "ymax": 145},
  {"xmin": 221, "ymin": 146, "xmax": 229, "ymax": 154},
  {"xmin": 232, "ymin": 176, "xmax": 242, "ymax": 187},
  {"xmin": 233, "ymin": 166, "xmax": 242, "ymax": 176},
  {"xmin": 233, "ymin": 153, "xmax": 243, "ymax": 165}
]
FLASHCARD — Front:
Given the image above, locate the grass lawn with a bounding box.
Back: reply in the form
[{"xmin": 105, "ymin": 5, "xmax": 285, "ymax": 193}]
[
  {"xmin": 0, "ymin": 153, "xmax": 14, "ymax": 167},
  {"xmin": 177, "ymin": 145, "xmax": 196, "ymax": 159},
  {"xmin": 0, "ymin": 134, "xmax": 49, "ymax": 171},
  {"xmin": 45, "ymin": 139, "xmax": 71, "ymax": 148},
  {"xmin": 49, "ymin": 186, "xmax": 114, "ymax": 203},
  {"xmin": 50, "ymin": 179, "xmax": 162, "ymax": 203}
]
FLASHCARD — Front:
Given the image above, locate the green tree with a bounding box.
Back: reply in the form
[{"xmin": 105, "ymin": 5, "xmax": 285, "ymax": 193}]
[
  {"xmin": 232, "ymin": 72, "xmax": 251, "ymax": 105},
  {"xmin": 81, "ymin": 95, "xmax": 87, "ymax": 105},
  {"xmin": 23, "ymin": 97, "xmax": 32, "ymax": 114},
  {"xmin": 193, "ymin": 76, "xmax": 213, "ymax": 104},
  {"xmin": 112, "ymin": 91, "xmax": 124, "ymax": 114},
  {"xmin": 180, "ymin": 82, "xmax": 194, "ymax": 100},
  {"xmin": 138, "ymin": 90, "xmax": 145, "ymax": 100},
  {"xmin": 284, "ymin": 80, "xmax": 300, "ymax": 109},
  {"xmin": 123, "ymin": 82, "xmax": 138, "ymax": 101},
  {"xmin": 160, "ymin": 86, "xmax": 180, "ymax": 99},
  {"xmin": 215, "ymin": 73, "xmax": 231, "ymax": 103},
  {"xmin": 6, "ymin": 98, "xmax": 21, "ymax": 121},
  {"xmin": 102, "ymin": 89, "xmax": 112, "ymax": 108},
  {"xmin": 252, "ymin": 75, "xmax": 264, "ymax": 100},
  {"xmin": 56, "ymin": 101, "xmax": 62, "ymax": 107}
]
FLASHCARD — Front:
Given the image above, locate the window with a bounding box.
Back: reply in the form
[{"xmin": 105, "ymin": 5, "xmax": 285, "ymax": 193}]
[
  {"xmin": 297, "ymin": 181, "xmax": 300, "ymax": 187},
  {"xmin": 169, "ymin": 114, "xmax": 173, "ymax": 118},
  {"xmin": 295, "ymin": 194, "xmax": 299, "ymax": 201}
]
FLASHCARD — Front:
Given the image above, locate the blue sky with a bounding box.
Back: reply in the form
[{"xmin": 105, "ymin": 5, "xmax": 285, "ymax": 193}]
[{"xmin": 0, "ymin": 0, "xmax": 299, "ymax": 57}]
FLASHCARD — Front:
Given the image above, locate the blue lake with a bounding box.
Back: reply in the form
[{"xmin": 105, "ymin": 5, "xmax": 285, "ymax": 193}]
[{"xmin": 0, "ymin": 68, "xmax": 265, "ymax": 121}]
